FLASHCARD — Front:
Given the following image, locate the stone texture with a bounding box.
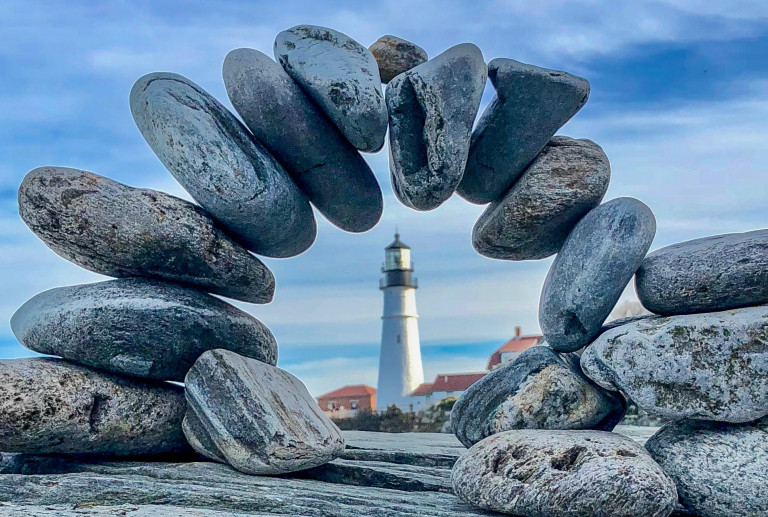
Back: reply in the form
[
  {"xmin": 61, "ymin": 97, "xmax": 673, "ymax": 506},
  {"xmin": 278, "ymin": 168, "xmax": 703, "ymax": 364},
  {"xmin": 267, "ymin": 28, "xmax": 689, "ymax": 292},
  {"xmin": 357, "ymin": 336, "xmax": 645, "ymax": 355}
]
[
  {"xmin": 274, "ymin": 25, "xmax": 387, "ymax": 152},
  {"xmin": 340, "ymin": 430, "xmax": 467, "ymax": 467},
  {"xmin": 0, "ymin": 358, "xmax": 188, "ymax": 456},
  {"xmin": 646, "ymin": 416, "xmax": 768, "ymax": 517},
  {"xmin": 369, "ymin": 35, "xmax": 428, "ymax": 83},
  {"xmin": 581, "ymin": 305, "xmax": 768, "ymax": 423},
  {"xmin": 636, "ymin": 229, "xmax": 768, "ymax": 315},
  {"xmin": 301, "ymin": 458, "xmax": 452, "ymax": 493},
  {"xmin": 184, "ymin": 349, "xmax": 344, "ymax": 475},
  {"xmin": 130, "ymin": 72, "xmax": 315, "ymax": 258},
  {"xmin": 223, "ymin": 48, "xmax": 382, "ymax": 232},
  {"xmin": 451, "ymin": 430, "xmax": 677, "ymax": 517},
  {"xmin": 458, "ymin": 58, "xmax": 590, "ymax": 204},
  {"xmin": 11, "ymin": 278, "xmax": 276, "ymax": 382},
  {"xmin": 387, "ymin": 43, "xmax": 486, "ymax": 210},
  {"xmin": 451, "ymin": 346, "xmax": 626, "ymax": 447},
  {"xmin": 473, "ymin": 137, "xmax": 610, "ymax": 260},
  {"xmin": 540, "ymin": 197, "xmax": 656, "ymax": 352}
]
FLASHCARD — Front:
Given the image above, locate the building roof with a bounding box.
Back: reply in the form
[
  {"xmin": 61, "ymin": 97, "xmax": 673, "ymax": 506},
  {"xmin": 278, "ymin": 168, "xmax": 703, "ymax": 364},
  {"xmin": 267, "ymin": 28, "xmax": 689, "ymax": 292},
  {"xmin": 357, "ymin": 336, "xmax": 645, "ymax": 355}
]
[
  {"xmin": 317, "ymin": 384, "xmax": 376, "ymax": 399},
  {"xmin": 411, "ymin": 373, "xmax": 486, "ymax": 397},
  {"xmin": 386, "ymin": 232, "xmax": 410, "ymax": 250},
  {"xmin": 486, "ymin": 335, "xmax": 543, "ymax": 370}
]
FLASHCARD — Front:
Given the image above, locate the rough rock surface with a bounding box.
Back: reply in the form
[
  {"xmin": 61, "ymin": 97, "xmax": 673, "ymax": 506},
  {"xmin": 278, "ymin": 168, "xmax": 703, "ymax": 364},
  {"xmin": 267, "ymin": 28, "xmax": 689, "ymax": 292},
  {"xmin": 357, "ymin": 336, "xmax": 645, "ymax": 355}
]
[
  {"xmin": 636, "ymin": 229, "xmax": 768, "ymax": 315},
  {"xmin": 581, "ymin": 305, "xmax": 768, "ymax": 423},
  {"xmin": 387, "ymin": 43, "xmax": 486, "ymax": 210},
  {"xmin": 458, "ymin": 58, "xmax": 590, "ymax": 204},
  {"xmin": 540, "ymin": 197, "xmax": 656, "ymax": 352},
  {"xmin": 223, "ymin": 48, "xmax": 382, "ymax": 232},
  {"xmin": 473, "ymin": 137, "xmax": 610, "ymax": 260},
  {"xmin": 274, "ymin": 25, "xmax": 387, "ymax": 152},
  {"xmin": 17, "ymin": 166, "xmax": 274, "ymax": 304},
  {"xmin": 452, "ymin": 430, "xmax": 677, "ymax": 517},
  {"xmin": 11, "ymin": 278, "xmax": 277, "ymax": 382},
  {"xmin": 130, "ymin": 72, "xmax": 315, "ymax": 258},
  {"xmin": 0, "ymin": 358, "xmax": 188, "ymax": 456},
  {"xmin": 369, "ymin": 35, "xmax": 428, "ymax": 83},
  {"xmin": 451, "ymin": 346, "xmax": 626, "ymax": 447}
]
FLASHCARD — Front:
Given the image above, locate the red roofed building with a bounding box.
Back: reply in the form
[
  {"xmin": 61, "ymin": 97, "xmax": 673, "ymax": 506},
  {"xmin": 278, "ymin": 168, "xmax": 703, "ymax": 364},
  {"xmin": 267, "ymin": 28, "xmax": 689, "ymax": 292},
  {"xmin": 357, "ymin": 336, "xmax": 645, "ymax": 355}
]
[
  {"xmin": 410, "ymin": 372, "xmax": 487, "ymax": 411},
  {"xmin": 486, "ymin": 327, "xmax": 544, "ymax": 370},
  {"xmin": 317, "ymin": 385, "xmax": 376, "ymax": 419}
]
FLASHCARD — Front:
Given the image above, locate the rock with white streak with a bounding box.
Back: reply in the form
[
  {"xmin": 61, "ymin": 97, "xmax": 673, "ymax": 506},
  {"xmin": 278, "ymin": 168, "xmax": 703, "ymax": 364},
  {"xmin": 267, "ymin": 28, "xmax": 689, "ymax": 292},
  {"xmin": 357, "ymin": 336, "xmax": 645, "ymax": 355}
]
[{"xmin": 369, "ymin": 35, "xmax": 428, "ymax": 83}]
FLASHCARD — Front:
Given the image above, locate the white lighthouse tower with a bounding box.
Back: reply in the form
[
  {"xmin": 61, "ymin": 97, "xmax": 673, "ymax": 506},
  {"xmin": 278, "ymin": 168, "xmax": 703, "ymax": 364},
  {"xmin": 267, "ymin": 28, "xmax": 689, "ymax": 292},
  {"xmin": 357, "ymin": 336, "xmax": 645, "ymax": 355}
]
[{"xmin": 376, "ymin": 233, "xmax": 424, "ymax": 410}]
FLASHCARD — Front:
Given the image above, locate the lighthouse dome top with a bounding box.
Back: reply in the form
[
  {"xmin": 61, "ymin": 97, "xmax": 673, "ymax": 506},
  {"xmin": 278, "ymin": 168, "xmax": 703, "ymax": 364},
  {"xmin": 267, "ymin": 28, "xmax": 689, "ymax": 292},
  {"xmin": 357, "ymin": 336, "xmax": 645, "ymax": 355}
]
[{"xmin": 386, "ymin": 232, "xmax": 410, "ymax": 250}]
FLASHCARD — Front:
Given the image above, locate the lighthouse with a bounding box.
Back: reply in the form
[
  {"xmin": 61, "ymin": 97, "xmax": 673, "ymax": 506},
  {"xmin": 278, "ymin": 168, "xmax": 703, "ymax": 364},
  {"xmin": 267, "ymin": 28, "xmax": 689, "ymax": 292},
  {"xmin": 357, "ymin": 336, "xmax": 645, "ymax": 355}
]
[{"xmin": 376, "ymin": 233, "xmax": 424, "ymax": 410}]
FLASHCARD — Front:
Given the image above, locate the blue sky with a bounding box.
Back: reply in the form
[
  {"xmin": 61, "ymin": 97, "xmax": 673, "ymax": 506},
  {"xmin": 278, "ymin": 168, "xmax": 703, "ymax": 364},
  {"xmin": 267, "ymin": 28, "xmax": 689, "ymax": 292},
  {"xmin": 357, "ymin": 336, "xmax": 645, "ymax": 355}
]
[{"xmin": 2, "ymin": 1, "xmax": 767, "ymax": 395}]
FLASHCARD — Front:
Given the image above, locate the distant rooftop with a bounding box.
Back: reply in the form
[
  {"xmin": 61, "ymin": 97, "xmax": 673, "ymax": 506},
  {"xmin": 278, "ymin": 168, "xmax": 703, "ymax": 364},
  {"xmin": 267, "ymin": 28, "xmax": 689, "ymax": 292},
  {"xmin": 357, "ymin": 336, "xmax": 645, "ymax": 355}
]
[
  {"xmin": 386, "ymin": 232, "xmax": 410, "ymax": 250},
  {"xmin": 411, "ymin": 372, "xmax": 486, "ymax": 397},
  {"xmin": 317, "ymin": 384, "xmax": 376, "ymax": 399},
  {"xmin": 486, "ymin": 333, "xmax": 543, "ymax": 370}
]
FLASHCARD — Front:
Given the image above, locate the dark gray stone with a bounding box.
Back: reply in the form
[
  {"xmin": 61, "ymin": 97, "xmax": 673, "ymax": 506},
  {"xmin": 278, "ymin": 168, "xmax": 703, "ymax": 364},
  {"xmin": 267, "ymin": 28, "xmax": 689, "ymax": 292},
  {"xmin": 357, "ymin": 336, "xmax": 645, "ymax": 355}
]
[
  {"xmin": 18, "ymin": 166, "xmax": 274, "ymax": 303},
  {"xmin": 301, "ymin": 458, "xmax": 452, "ymax": 493},
  {"xmin": 11, "ymin": 278, "xmax": 276, "ymax": 382},
  {"xmin": 341, "ymin": 430, "xmax": 467, "ymax": 467},
  {"xmin": 473, "ymin": 137, "xmax": 610, "ymax": 260},
  {"xmin": 451, "ymin": 346, "xmax": 625, "ymax": 447},
  {"xmin": 387, "ymin": 43, "xmax": 486, "ymax": 211},
  {"xmin": 130, "ymin": 72, "xmax": 315, "ymax": 258},
  {"xmin": 223, "ymin": 48, "xmax": 382, "ymax": 233},
  {"xmin": 274, "ymin": 25, "xmax": 387, "ymax": 153},
  {"xmin": 540, "ymin": 197, "xmax": 656, "ymax": 352},
  {"xmin": 369, "ymin": 35, "xmax": 428, "ymax": 83},
  {"xmin": 458, "ymin": 58, "xmax": 590, "ymax": 204},
  {"xmin": 636, "ymin": 229, "xmax": 768, "ymax": 315}
]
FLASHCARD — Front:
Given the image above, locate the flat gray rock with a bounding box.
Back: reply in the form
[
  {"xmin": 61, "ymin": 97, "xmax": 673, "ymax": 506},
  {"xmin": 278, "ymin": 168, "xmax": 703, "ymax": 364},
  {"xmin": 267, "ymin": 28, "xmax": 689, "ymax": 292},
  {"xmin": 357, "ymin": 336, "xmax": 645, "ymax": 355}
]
[
  {"xmin": 451, "ymin": 346, "xmax": 626, "ymax": 447},
  {"xmin": 473, "ymin": 137, "xmax": 610, "ymax": 260},
  {"xmin": 387, "ymin": 43, "xmax": 486, "ymax": 210},
  {"xmin": 369, "ymin": 35, "xmax": 428, "ymax": 83},
  {"xmin": 581, "ymin": 305, "xmax": 768, "ymax": 423},
  {"xmin": 540, "ymin": 197, "xmax": 656, "ymax": 352},
  {"xmin": 274, "ymin": 25, "xmax": 387, "ymax": 152},
  {"xmin": 301, "ymin": 458, "xmax": 452, "ymax": 493},
  {"xmin": 458, "ymin": 58, "xmax": 590, "ymax": 204},
  {"xmin": 184, "ymin": 349, "xmax": 344, "ymax": 475},
  {"xmin": 130, "ymin": 72, "xmax": 315, "ymax": 258},
  {"xmin": 636, "ymin": 229, "xmax": 768, "ymax": 315},
  {"xmin": 11, "ymin": 278, "xmax": 276, "ymax": 382},
  {"xmin": 223, "ymin": 48, "xmax": 382, "ymax": 233},
  {"xmin": 646, "ymin": 417, "xmax": 768, "ymax": 517},
  {"xmin": 0, "ymin": 358, "xmax": 188, "ymax": 456},
  {"xmin": 341, "ymin": 430, "xmax": 466, "ymax": 467}
]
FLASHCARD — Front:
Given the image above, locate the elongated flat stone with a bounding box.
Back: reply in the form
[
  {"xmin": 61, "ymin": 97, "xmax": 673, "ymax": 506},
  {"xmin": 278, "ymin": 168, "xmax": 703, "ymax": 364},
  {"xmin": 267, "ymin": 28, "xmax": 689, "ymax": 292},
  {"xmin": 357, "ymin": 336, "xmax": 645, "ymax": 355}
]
[
  {"xmin": 458, "ymin": 58, "xmax": 590, "ymax": 204},
  {"xmin": 369, "ymin": 35, "xmax": 428, "ymax": 83},
  {"xmin": 223, "ymin": 48, "xmax": 382, "ymax": 233},
  {"xmin": 130, "ymin": 72, "xmax": 315, "ymax": 258},
  {"xmin": 387, "ymin": 43, "xmax": 486, "ymax": 210}
]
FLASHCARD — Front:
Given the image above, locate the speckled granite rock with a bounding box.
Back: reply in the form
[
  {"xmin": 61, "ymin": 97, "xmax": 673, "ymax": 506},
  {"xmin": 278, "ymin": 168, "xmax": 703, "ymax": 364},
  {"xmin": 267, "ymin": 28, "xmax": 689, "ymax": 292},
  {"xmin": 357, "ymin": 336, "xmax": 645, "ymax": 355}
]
[
  {"xmin": 581, "ymin": 305, "xmax": 768, "ymax": 423},
  {"xmin": 387, "ymin": 43, "xmax": 486, "ymax": 210},
  {"xmin": 11, "ymin": 278, "xmax": 276, "ymax": 381},
  {"xmin": 473, "ymin": 137, "xmax": 610, "ymax": 260},
  {"xmin": 636, "ymin": 229, "xmax": 768, "ymax": 315},
  {"xmin": 223, "ymin": 48, "xmax": 382, "ymax": 232},
  {"xmin": 458, "ymin": 58, "xmax": 590, "ymax": 204},
  {"xmin": 540, "ymin": 197, "xmax": 656, "ymax": 352},
  {"xmin": 369, "ymin": 35, "xmax": 428, "ymax": 83},
  {"xmin": 452, "ymin": 430, "xmax": 677, "ymax": 517},
  {"xmin": 0, "ymin": 358, "xmax": 188, "ymax": 456},
  {"xmin": 130, "ymin": 72, "xmax": 315, "ymax": 258},
  {"xmin": 274, "ymin": 25, "xmax": 387, "ymax": 152}
]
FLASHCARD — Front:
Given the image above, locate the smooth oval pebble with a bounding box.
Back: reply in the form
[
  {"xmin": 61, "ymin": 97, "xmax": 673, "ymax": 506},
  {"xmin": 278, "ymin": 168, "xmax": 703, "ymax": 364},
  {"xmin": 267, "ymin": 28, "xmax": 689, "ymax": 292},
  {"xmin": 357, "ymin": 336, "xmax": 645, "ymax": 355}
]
[
  {"xmin": 369, "ymin": 35, "xmax": 428, "ymax": 83},
  {"xmin": 11, "ymin": 278, "xmax": 277, "ymax": 382},
  {"xmin": 18, "ymin": 166, "xmax": 274, "ymax": 303},
  {"xmin": 130, "ymin": 72, "xmax": 315, "ymax": 258},
  {"xmin": 636, "ymin": 229, "xmax": 768, "ymax": 315},
  {"xmin": 473, "ymin": 137, "xmax": 610, "ymax": 260},
  {"xmin": 540, "ymin": 197, "xmax": 656, "ymax": 352},
  {"xmin": 451, "ymin": 430, "xmax": 677, "ymax": 517},
  {"xmin": 0, "ymin": 357, "xmax": 189, "ymax": 456},
  {"xmin": 223, "ymin": 48, "xmax": 382, "ymax": 232}
]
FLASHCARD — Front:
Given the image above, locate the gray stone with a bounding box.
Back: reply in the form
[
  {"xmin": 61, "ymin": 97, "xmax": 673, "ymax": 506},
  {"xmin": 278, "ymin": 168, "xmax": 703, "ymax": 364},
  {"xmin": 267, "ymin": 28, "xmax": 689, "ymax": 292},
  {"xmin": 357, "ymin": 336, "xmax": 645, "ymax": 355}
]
[
  {"xmin": 387, "ymin": 43, "xmax": 486, "ymax": 211},
  {"xmin": 223, "ymin": 48, "xmax": 382, "ymax": 233},
  {"xmin": 636, "ymin": 229, "xmax": 768, "ymax": 315},
  {"xmin": 451, "ymin": 430, "xmax": 677, "ymax": 517},
  {"xmin": 130, "ymin": 72, "xmax": 315, "ymax": 258},
  {"xmin": 369, "ymin": 35, "xmax": 428, "ymax": 83},
  {"xmin": 458, "ymin": 58, "xmax": 590, "ymax": 204},
  {"xmin": 540, "ymin": 197, "xmax": 656, "ymax": 352},
  {"xmin": 0, "ymin": 358, "xmax": 188, "ymax": 456},
  {"xmin": 184, "ymin": 349, "xmax": 344, "ymax": 475},
  {"xmin": 451, "ymin": 346, "xmax": 625, "ymax": 447},
  {"xmin": 17, "ymin": 166, "xmax": 274, "ymax": 303},
  {"xmin": 473, "ymin": 137, "xmax": 610, "ymax": 260},
  {"xmin": 274, "ymin": 25, "xmax": 387, "ymax": 152},
  {"xmin": 301, "ymin": 458, "xmax": 452, "ymax": 493},
  {"xmin": 646, "ymin": 417, "xmax": 768, "ymax": 517},
  {"xmin": 11, "ymin": 278, "xmax": 276, "ymax": 382},
  {"xmin": 341, "ymin": 430, "xmax": 467, "ymax": 467},
  {"xmin": 581, "ymin": 305, "xmax": 768, "ymax": 423}
]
